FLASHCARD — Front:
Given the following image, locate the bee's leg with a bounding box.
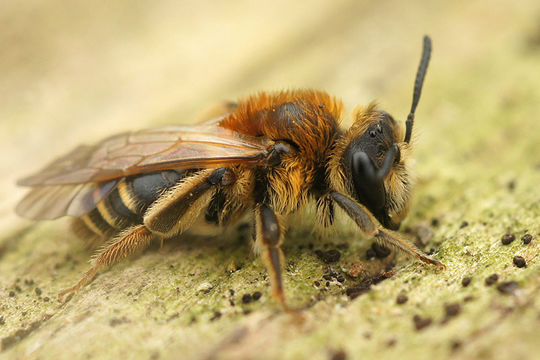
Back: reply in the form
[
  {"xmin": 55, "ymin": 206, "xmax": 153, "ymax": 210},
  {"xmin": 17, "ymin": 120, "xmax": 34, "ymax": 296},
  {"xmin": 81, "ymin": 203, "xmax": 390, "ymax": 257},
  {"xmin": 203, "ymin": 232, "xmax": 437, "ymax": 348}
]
[
  {"xmin": 330, "ymin": 191, "xmax": 444, "ymax": 269},
  {"xmin": 254, "ymin": 204, "xmax": 289, "ymax": 310},
  {"xmin": 58, "ymin": 225, "xmax": 153, "ymax": 301},
  {"xmin": 59, "ymin": 168, "xmax": 232, "ymax": 302},
  {"xmin": 143, "ymin": 168, "xmax": 231, "ymax": 236}
]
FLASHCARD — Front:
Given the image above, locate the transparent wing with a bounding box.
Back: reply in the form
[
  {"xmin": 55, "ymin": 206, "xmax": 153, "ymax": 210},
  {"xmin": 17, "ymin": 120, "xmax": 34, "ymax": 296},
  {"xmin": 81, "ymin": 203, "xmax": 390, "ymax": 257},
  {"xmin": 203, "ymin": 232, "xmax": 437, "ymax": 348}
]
[
  {"xmin": 16, "ymin": 180, "xmax": 119, "ymax": 220},
  {"xmin": 16, "ymin": 123, "xmax": 270, "ymax": 220},
  {"xmin": 18, "ymin": 124, "xmax": 270, "ymax": 186}
]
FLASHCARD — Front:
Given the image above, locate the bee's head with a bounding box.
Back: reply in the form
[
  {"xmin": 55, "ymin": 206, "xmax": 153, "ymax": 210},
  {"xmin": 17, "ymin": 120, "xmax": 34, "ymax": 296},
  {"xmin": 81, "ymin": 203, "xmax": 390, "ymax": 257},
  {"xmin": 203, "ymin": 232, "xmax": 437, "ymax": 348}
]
[
  {"xmin": 328, "ymin": 36, "xmax": 431, "ymax": 229},
  {"xmin": 333, "ymin": 107, "xmax": 412, "ymax": 229}
]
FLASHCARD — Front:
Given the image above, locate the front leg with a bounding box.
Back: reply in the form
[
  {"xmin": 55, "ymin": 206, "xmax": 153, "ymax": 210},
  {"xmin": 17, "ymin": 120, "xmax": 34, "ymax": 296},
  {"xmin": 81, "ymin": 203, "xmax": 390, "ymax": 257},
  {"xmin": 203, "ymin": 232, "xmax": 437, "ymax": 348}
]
[
  {"xmin": 330, "ymin": 191, "xmax": 444, "ymax": 268},
  {"xmin": 253, "ymin": 204, "xmax": 289, "ymax": 310}
]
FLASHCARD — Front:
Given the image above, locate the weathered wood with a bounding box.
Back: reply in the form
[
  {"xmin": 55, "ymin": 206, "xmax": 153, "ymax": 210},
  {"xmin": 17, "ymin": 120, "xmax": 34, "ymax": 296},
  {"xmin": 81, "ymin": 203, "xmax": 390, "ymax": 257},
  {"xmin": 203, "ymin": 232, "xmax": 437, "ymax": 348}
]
[{"xmin": 1, "ymin": 1, "xmax": 539, "ymax": 359}]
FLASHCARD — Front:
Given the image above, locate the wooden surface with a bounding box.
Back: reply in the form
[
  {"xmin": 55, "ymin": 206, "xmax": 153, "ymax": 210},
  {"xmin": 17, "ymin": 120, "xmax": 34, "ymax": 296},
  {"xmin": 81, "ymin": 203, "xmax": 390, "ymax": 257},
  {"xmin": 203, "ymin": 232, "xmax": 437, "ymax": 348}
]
[{"xmin": 1, "ymin": 1, "xmax": 539, "ymax": 359}]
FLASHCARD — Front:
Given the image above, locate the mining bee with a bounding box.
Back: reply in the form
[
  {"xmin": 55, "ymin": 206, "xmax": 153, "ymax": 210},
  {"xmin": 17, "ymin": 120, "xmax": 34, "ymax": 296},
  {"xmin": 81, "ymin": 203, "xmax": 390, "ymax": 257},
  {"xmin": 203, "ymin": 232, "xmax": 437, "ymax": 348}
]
[{"xmin": 16, "ymin": 36, "xmax": 443, "ymax": 309}]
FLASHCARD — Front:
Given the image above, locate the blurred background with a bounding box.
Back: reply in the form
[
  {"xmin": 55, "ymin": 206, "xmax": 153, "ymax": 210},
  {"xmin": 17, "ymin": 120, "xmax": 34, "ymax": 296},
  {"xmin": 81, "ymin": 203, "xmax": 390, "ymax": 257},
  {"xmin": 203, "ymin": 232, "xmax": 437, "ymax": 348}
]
[
  {"xmin": 1, "ymin": 1, "xmax": 539, "ymax": 359},
  {"xmin": 2, "ymin": 0, "xmax": 539, "ymax": 228}
]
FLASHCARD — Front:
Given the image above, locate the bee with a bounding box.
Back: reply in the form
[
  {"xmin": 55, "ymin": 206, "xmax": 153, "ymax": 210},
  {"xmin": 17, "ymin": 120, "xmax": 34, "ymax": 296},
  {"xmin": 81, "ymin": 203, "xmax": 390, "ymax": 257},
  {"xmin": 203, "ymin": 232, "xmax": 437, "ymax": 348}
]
[{"xmin": 16, "ymin": 36, "xmax": 442, "ymax": 309}]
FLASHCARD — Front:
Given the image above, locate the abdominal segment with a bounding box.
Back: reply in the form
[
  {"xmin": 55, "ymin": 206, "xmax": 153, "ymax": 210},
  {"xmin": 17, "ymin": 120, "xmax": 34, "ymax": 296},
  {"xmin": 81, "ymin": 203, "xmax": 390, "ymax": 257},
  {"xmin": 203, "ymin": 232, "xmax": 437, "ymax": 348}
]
[{"xmin": 72, "ymin": 170, "xmax": 186, "ymax": 240}]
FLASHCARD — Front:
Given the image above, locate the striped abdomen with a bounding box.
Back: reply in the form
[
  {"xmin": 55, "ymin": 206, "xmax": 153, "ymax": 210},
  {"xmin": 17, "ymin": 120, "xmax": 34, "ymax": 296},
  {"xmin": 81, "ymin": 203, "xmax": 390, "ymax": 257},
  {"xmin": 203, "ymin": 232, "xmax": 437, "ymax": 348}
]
[{"xmin": 72, "ymin": 170, "xmax": 185, "ymax": 240}]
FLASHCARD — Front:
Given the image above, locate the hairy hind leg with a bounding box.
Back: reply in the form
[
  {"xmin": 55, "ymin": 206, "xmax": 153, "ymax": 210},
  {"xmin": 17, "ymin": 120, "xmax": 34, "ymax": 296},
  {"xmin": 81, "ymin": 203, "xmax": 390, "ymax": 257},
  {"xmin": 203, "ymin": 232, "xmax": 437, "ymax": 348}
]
[
  {"xmin": 59, "ymin": 168, "xmax": 231, "ymax": 302},
  {"xmin": 59, "ymin": 225, "xmax": 153, "ymax": 301}
]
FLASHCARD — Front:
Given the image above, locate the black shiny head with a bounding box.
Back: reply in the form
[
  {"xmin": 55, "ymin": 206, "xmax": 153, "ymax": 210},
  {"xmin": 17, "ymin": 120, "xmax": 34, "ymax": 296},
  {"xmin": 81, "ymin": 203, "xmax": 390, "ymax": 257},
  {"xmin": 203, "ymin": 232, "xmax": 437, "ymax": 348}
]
[
  {"xmin": 341, "ymin": 36, "xmax": 432, "ymax": 229},
  {"xmin": 343, "ymin": 111, "xmax": 400, "ymax": 228}
]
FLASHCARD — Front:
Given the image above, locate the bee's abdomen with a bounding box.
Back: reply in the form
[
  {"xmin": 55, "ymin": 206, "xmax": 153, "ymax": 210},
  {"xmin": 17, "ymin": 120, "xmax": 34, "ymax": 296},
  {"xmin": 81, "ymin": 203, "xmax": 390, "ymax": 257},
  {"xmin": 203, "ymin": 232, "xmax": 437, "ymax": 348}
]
[{"xmin": 74, "ymin": 170, "xmax": 185, "ymax": 239}]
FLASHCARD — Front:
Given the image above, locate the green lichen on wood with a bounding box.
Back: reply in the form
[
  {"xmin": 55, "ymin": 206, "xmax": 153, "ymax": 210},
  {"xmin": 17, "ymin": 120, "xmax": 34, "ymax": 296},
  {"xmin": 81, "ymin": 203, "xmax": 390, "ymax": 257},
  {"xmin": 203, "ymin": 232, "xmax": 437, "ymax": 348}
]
[{"xmin": 1, "ymin": 1, "xmax": 539, "ymax": 360}]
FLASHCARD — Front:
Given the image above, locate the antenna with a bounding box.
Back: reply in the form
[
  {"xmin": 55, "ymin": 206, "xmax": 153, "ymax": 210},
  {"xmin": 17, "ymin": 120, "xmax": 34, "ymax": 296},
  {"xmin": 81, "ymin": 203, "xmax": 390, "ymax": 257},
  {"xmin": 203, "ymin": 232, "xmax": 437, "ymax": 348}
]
[{"xmin": 404, "ymin": 35, "xmax": 432, "ymax": 143}]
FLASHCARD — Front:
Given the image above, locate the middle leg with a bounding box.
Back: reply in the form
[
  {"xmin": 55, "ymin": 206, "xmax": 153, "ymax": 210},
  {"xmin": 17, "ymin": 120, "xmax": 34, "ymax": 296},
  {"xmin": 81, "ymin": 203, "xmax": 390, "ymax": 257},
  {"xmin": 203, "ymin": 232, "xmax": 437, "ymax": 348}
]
[{"xmin": 253, "ymin": 204, "xmax": 289, "ymax": 310}]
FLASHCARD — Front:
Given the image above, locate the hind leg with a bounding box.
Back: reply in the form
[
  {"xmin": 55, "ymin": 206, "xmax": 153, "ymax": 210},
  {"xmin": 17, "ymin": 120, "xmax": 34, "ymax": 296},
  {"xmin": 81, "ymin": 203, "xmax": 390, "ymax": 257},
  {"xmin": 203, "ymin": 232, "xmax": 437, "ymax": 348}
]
[
  {"xmin": 59, "ymin": 225, "xmax": 153, "ymax": 301},
  {"xmin": 59, "ymin": 168, "xmax": 231, "ymax": 301}
]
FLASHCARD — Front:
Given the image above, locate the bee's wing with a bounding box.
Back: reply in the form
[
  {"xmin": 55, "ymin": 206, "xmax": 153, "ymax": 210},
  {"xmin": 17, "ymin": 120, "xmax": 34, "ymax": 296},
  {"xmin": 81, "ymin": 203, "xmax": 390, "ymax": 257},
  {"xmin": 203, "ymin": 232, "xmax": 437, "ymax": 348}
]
[
  {"xmin": 16, "ymin": 180, "xmax": 120, "ymax": 220},
  {"xmin": 16, "ymin": 124, "xmax": 270, "ymax": 220},
  {"xmin": 18, "ymin": 124, "xmax": 270, "ymax": 186}
]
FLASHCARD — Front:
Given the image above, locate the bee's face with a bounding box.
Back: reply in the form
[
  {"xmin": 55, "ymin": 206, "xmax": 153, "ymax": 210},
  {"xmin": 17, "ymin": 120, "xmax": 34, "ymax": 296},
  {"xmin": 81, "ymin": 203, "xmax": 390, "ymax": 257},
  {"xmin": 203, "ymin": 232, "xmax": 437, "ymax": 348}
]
[
  {"xmin": 346, "ymin": 111, "xmax": 399, "ymax": 170},
  {"xmin": 330, "ymin": 107, "xmax": 414, "ymax": 230}
]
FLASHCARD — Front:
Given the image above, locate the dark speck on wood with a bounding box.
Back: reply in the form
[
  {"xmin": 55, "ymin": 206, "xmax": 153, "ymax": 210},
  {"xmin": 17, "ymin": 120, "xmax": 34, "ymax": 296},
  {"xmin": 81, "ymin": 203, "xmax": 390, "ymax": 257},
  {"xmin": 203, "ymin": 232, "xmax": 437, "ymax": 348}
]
[
  {"xmin": 501, "ymin": 233, "xmax": 515, "ymax": 245},
  {"xmin": 496, "ymin": 281, "xmax": 519, "ymax": 294},
  {"xmin": 413, "ymin": 315, "xmax": 432, "ymax": 330},
  {"xmin": 485, "ymin": 274, "xmax": 499, "ymax": 286},
  {"xmin": 396, "ymin": 293, "xmax": 408, "ymax": 304},
  {"xmin": 241, "ymin": 294, "xmax": 252, "ymax": 304},
  {"xmin": 521, "ymin": 234, "xmax": 533, "ymax": 244},
  {"xmin": 513, "ymin": 256, "xmax": 527, "ymax": 268},
  {"xmin": 315, "ymin": 249, "xmax": 341, "ymax": 263}
]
